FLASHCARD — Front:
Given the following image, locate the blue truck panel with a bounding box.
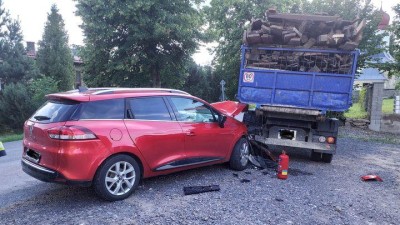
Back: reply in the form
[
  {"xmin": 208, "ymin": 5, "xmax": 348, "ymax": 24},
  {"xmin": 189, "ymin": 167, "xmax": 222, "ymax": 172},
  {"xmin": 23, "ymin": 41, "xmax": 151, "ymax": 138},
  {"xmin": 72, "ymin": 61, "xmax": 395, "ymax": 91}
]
[{"xmin": 238, "ymin": 46, "xmax": 359, "ymax": 113}]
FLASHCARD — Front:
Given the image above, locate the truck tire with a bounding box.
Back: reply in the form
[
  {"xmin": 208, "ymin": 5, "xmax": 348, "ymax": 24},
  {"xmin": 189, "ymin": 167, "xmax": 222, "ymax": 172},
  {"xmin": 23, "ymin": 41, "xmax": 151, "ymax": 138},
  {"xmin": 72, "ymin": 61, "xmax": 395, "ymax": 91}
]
[
  {"xmin": 322, "ymin": 153, "xmax": 333, "ymax": 163},
  {"xmin": 93, "ymin": 154, "xmax": 141, "ymax": 201},
  {"xmin": 311, "ymin": 150, "xmax": 333, "ymax": 163},
  {"xmin": 229, "ymin": 138, "xmax": 249, "ymax": 171}
]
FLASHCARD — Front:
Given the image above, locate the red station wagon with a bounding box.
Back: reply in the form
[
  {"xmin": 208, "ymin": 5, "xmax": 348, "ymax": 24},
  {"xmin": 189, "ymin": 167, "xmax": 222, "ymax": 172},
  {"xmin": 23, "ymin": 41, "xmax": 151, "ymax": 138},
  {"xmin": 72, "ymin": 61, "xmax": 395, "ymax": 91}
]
[{"xmin": 22, "ymin": 88, "xmax": 249, "ymax": 201}]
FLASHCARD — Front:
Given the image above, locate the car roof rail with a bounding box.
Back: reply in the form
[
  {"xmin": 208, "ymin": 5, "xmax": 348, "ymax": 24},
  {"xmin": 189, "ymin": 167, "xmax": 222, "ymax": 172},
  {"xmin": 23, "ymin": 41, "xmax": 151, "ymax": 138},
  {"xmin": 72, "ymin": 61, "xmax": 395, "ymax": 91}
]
[{"xmin": 90, "ymin": 88, "xmax": 191, "ymax": 95}]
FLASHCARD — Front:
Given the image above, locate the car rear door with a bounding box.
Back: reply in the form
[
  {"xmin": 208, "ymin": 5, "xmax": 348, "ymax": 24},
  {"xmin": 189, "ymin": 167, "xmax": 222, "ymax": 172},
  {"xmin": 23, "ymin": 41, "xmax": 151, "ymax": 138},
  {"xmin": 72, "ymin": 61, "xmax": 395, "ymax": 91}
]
[
  {"xmin": 168, "ymin": 97, "xmax": 235, "ymax": 160},
  {"xmin": 124, "ymin": 96, "xmax": 186, "ymax": 171}
]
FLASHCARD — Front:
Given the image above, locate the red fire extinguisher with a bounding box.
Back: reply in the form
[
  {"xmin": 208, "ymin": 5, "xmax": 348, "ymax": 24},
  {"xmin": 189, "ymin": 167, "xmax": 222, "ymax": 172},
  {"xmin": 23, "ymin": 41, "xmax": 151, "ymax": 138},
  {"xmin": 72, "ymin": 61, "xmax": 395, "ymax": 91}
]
[{"xmin": 277, "ymin": 150, "xmax": 289, "ymax": 180}]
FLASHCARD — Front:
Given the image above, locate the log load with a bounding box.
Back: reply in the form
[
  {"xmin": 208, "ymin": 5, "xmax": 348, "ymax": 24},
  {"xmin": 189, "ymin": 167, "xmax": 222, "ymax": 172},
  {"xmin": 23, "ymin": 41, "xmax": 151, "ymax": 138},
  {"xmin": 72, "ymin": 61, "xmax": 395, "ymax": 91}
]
[{"xmin": 243, "ymin": 8, "xmax": 366, "ymax": 51}]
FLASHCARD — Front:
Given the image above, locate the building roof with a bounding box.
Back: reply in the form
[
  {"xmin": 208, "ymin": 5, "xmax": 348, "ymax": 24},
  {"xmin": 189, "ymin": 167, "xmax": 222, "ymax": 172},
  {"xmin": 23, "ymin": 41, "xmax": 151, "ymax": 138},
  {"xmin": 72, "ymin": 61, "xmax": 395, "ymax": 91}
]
[
  {"xmin": 369, "ymin": 51, "xmax": 396, "ymax": 64},
  {"xmin": 356, "ymin": 68, "xmax": 386, "ymax": 83}
]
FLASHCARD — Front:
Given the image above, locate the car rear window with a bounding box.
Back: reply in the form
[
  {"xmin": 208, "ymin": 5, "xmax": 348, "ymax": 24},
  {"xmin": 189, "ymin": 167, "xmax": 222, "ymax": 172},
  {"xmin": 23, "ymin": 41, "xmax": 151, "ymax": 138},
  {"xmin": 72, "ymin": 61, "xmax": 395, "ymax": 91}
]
[
  {"xmin": 76, "ymin": 99, "xmax": 125, "ymax": 119},
  {"xmin": 31, "ymin": 100, "xmax": 79, "ymax": 123},
  {"xmin": 128, "ymin": 97, "xmax": 172, "ymax": 121}
]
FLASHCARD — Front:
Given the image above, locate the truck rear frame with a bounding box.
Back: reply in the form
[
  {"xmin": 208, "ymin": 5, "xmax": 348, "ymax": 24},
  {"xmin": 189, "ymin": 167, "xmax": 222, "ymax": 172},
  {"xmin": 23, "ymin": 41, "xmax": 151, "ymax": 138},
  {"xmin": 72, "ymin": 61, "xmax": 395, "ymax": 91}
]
[{"xmin": 238, "ymin": 46, "xmax": 359, "ymax": 163}]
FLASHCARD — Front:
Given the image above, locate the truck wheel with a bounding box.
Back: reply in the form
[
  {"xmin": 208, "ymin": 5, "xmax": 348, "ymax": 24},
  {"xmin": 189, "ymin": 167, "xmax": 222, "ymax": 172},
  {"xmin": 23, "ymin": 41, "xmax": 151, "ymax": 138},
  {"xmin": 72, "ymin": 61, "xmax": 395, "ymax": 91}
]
[
  {"xmin": 229, "ymin": 138, "xmax": 249, "ymax": 171},
  {"xmin": 311, "ymin": 150, "xmax": 322, "ymax": 162},
  {"xmin": 322, "ymin": 153, "xmax": 333, "ymax": 163},
  {"xmin": 93, "ymin": 154, "xmax": 141, "ymax": 201},
  {"xmin": 311, "ymin": 151, "xmax": 333, "ymax": 163}
]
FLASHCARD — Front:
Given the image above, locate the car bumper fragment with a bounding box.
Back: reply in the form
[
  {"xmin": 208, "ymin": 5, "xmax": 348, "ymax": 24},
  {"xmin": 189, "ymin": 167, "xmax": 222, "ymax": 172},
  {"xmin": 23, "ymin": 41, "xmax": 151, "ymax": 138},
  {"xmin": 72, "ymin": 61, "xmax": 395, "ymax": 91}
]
[{"xmin": 21, "ymin": 158, "xmax": 58, "ymax": 182}]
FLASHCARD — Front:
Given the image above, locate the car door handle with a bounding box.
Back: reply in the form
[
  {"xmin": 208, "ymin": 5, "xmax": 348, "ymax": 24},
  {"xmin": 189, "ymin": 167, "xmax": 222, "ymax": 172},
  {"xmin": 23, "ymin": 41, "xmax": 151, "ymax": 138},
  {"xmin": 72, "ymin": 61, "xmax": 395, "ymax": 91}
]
[{"xmin": 185, "ymin": 131, "xmax": 195, "ymax": 136}]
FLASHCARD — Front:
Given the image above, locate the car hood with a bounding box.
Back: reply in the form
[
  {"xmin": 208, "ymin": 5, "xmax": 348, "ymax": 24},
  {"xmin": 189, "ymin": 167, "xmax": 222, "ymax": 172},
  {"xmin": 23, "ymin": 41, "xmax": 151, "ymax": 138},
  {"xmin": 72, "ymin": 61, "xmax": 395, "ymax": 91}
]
[{"xmin": 211, "ymin": 101, "xmax": 247, "ymax": 117}]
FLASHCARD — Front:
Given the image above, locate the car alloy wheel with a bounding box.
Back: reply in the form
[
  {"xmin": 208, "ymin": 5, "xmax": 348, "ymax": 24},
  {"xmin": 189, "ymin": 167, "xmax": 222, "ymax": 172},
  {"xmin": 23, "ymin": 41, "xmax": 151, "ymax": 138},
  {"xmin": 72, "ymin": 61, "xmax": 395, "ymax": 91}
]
[
  {"xmin": 105, "ymin": 161, "xmax": 136, "ymax": 195},
  {"xmin": 94, "ymin": 154, "xmax": 140, "ymax": 201}
]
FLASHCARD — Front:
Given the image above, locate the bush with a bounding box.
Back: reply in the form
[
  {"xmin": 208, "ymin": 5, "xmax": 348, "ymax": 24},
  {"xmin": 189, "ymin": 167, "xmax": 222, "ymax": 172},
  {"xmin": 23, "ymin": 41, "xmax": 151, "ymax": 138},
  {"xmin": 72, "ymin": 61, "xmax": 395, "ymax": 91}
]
[
  {"xmin": 29, "ymin": 76, "xmax": 59, "ymax": 108},
  {"xmin": 0, "ymin": 83, "xmax": 35, "ymax": 131}
]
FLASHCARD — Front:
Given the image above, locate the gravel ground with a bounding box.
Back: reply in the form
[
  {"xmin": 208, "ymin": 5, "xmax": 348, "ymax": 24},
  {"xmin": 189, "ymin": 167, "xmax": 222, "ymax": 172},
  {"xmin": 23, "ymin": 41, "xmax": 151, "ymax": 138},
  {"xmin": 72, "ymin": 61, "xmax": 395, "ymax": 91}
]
[{"xmin": 0, "ymin": 126, "xmax": 399, "ymax": 225}]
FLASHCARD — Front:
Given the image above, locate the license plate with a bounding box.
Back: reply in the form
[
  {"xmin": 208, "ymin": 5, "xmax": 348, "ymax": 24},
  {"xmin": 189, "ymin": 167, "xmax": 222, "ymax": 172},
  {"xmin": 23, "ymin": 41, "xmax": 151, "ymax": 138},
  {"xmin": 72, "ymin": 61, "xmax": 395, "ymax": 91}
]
[{"xmin": 25, "ymin": 149, "xmax": 41, "ymax": 163}]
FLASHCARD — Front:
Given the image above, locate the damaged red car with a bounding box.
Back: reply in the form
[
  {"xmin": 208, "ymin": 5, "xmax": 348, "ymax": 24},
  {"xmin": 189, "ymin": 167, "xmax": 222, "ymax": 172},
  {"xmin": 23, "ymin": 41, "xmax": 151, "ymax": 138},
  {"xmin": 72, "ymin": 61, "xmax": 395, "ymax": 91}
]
[{"xmin": 22, "ymin": 88, "xmax": 248, "ymax": 201}]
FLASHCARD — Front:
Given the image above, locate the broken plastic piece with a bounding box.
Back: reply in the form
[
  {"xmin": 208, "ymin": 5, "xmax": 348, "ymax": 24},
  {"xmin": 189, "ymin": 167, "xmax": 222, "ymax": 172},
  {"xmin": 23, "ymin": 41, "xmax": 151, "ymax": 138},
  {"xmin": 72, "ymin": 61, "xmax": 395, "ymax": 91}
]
[
  {"xmin": 183, "ymin": 185, "xmax": 220, "ymax": 195},
  {"xmin": 361, "ymin": 175, "xmax": 383, "ymax": 182}
]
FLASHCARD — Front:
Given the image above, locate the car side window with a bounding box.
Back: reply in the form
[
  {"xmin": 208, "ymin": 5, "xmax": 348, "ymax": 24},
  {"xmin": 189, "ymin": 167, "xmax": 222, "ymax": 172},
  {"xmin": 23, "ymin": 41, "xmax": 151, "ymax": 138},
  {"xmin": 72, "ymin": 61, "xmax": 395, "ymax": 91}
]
[
  {"xmin": 78, "ymin": 99, "xmax": 125, "ymax": 119},
  {"xmin": 170, "ymin": 97, "xmax": 216, "ymax": 123},
  {"xmin": 128, "ymin": 97, "xmax": 172, "ymax": 121}
]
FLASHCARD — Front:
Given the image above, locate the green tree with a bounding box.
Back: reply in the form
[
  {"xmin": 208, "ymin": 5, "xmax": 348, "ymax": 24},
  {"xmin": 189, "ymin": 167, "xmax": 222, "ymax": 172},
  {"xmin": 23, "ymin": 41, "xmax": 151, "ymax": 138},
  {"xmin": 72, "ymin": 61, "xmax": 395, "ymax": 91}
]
[
  {"xmin": 373, "ymin": 3, "xmax": 400, "ymax": 79},
  {"xmin": 389, "ymin": 4, "xmax": 400, "ymax": 69},
  {"xmin": 182, "ymin": 63, "xmax": 214, "ymax": 101},
  {"xmin": 37, "ymin": 4, "xmax": 74, "ymax": 91},
  {"xmin": 0, "ymin": 0, "xmax": 38, "ymax": 85},
  {"xmin": 29, "ymin": 76, "xmax": 59, "ymax": 108},
  {"xmin": 0, "ymin": 83, "xmax": 35, "ymax": 131},
  {"xmin": 76, "ymin": 0, "xmax": 204, "ymax": 88}
]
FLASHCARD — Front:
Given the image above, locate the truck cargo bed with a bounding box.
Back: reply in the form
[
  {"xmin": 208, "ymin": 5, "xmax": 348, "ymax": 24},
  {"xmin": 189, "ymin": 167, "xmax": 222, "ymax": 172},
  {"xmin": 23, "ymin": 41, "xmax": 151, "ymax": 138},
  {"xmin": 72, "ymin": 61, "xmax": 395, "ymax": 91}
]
[{"xmin": 237, "ymin": 46, "xmax": 359, "ymax": 113}]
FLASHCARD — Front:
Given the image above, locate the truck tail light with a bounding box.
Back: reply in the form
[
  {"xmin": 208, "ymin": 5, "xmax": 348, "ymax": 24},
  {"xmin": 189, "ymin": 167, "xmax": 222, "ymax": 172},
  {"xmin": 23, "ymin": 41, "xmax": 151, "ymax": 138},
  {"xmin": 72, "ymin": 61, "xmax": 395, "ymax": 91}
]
[
  {"xmin": 48, "ymin": 126, "xmax": 97, "ymax": 140},
  {"xmin": 326, "ymin": 137, "xmax": 335, "ymax": 144}
]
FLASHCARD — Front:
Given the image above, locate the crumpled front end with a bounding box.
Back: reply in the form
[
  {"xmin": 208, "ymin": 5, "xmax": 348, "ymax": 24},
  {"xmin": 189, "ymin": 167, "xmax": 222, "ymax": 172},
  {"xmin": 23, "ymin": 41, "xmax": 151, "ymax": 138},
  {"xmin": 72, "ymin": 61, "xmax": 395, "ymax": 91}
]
[{"xmin": 211, "ymin": 101, "xmax": 248, "ymax": 120}]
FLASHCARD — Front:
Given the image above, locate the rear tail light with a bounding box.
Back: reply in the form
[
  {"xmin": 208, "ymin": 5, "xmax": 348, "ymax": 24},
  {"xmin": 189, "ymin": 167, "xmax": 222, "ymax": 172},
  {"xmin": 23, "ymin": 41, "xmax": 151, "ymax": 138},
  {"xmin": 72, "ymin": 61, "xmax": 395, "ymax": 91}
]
[{"xmin": 47, "ymin": 126, "xmax": 97, "ymax": 140}]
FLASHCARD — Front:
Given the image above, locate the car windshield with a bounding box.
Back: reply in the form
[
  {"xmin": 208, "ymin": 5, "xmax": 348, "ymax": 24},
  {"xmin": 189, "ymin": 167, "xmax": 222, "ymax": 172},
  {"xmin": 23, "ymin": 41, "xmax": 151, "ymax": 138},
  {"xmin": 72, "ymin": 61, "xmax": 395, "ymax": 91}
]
[{"xmin": 30, "ymin": 100, "xmax": 79, "ymax": 123}]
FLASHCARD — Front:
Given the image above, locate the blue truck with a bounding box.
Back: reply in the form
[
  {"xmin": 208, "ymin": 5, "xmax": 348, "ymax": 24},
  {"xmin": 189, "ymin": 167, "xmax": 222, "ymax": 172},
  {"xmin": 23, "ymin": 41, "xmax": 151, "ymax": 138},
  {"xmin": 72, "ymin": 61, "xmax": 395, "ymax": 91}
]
[{"xmin": 238, "ymin": 45, "xmax": 359, "ymax": 163}]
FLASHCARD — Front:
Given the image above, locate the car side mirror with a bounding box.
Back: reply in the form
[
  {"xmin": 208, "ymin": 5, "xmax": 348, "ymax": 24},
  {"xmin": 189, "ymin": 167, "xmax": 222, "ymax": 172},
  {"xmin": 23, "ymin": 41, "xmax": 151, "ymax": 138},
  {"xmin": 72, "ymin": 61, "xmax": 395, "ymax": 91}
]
[{"xmin": 218, "ymin": 115, "xmax": 227, "ymax": 128}]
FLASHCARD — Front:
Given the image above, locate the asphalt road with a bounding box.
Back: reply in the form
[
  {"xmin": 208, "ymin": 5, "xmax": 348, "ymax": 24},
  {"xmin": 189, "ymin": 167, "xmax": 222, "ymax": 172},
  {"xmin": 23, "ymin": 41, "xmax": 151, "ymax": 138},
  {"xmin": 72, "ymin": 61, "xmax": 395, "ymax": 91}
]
[
  {"xmin": 0, "ymin": 128, "xmax": 399, "ymax": 225},
  {"xmin": 0, "ymin": 141, "xmax": 57, "ymax": 207}
]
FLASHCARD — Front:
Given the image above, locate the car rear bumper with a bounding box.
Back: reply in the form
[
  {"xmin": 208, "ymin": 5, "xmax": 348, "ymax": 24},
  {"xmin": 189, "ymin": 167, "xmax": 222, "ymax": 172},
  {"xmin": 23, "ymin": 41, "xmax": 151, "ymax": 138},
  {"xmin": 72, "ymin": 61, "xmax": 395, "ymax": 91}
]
[{"xmin": 21, "ymin": 158, "xmax": 91, "ymax": 186}]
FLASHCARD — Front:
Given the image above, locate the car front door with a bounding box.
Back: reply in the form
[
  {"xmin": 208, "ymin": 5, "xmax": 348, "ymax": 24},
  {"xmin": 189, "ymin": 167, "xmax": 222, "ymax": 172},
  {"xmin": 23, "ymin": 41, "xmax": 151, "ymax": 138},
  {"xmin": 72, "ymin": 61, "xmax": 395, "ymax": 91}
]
[
  {"xmin": 168, "ymin": 97, "xmax": 234, "ymax": 160},
  {"xmin": 124, "ymin": 97, "xmax": 185, "ymax": 171}
]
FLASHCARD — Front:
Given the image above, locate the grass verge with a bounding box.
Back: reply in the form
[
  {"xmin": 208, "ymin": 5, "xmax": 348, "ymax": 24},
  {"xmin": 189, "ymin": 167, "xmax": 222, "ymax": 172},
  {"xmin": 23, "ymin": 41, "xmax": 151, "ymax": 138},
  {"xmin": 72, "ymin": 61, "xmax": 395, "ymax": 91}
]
[
  {"xmin": 344, "ymin": 99, "xmax": 395, "ymax": 119},
  {"xmin": 344, "ymin": 102, "xmax": 367, "ymax": 119},
  {"xmin": 0, "ymin": 133, "xmax": 23, "ymax": 143}
]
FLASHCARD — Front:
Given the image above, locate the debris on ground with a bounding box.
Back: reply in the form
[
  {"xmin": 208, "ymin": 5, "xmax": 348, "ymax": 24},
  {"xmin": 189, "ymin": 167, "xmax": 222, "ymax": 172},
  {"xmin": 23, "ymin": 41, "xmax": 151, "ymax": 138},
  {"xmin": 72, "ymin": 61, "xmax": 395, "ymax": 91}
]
[
  {"xmin": 347, "ymin": 118, "xmax": 370, "ymax": 128},
  {"xmin": 361, "ymin": 175, "xmax": 383, "ymax": 182},
  {"xmin": 289, "ymin": 168, "xmax": 314, "ymax": 176},
  {"xmin": 250, "ymin": 140, "xmax": 277, "ymax": 162},
  {"xmin": 240, "ymin": 179, "xmax": 251, "ymax": 183},
  {"xmin": 183, "ymin": 185, "xmax": 220, "ymax": 195}
]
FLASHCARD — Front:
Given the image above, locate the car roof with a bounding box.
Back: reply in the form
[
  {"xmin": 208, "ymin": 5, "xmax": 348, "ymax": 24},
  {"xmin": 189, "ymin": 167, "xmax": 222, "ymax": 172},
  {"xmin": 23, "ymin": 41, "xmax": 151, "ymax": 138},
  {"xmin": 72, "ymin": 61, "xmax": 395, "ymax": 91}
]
[{"xmin": 46, "ymin": 88, "xmax": 192, "ymax": 102}]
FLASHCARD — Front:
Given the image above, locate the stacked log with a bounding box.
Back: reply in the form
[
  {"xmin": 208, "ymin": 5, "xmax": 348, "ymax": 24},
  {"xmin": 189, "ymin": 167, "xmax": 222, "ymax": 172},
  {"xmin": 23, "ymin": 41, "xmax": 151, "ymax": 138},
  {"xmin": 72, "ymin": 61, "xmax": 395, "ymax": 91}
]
[
  {"xmin": 245, "ymin": 49, "xmax": 354, "ymax": 74},
  {"xmin": 242, "ymin": 9, "xmax": 365, "ymax": 73},
  {"xmin": 243, "ymin": 8, "xmax": 366, "ymax": 51}
]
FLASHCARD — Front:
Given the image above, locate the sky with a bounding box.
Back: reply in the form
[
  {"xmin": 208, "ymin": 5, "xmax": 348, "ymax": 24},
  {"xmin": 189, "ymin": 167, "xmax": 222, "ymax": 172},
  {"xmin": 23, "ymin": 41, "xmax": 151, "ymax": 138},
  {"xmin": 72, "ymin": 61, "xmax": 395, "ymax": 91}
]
[{"xmin": 2, "ymin": 0, "xmax": 400, "ymax": 65}]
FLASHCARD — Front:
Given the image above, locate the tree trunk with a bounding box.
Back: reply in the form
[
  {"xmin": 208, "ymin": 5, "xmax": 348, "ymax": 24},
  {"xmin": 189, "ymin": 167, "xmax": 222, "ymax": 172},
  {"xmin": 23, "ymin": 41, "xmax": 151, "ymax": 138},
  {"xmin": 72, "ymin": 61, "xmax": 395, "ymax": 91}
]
[{"xmin": 152, "ymin": 67, "xmax": 161, "ymax": 88}]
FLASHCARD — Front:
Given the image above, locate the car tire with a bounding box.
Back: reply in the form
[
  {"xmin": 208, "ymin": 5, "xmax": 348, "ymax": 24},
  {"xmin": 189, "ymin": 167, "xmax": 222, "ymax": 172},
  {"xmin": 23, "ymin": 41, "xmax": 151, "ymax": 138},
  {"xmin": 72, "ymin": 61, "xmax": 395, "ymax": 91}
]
[
  {"xmin": 229, "ymin": 138, "xmax": 250, "ymax": 171},
  {"xmin": 311, "ymin": 150, "xmax": 333, "ymax": 163},
  {"xmin": 93, "ymin": 154, "xmax": 141, "ymax": 201}
]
